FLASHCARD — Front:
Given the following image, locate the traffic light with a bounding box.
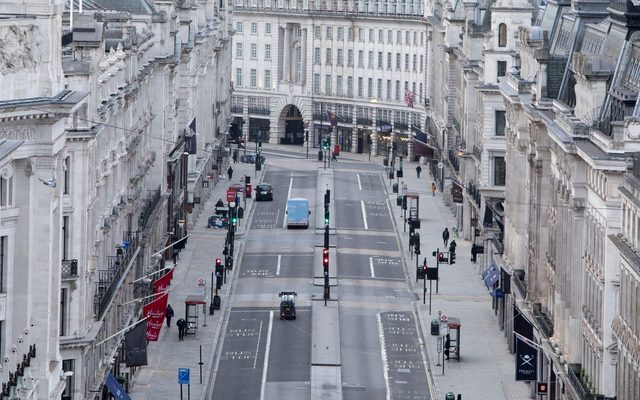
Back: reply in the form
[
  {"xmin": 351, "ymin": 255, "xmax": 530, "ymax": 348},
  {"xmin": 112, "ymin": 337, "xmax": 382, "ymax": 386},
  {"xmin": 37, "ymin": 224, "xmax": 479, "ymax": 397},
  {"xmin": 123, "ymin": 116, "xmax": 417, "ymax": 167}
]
[
  {"xmin": 449, "ymin": 251, "xmax": 456, "ymax": 264},
  {"xmin": 324, "ymin": 209, "xmax": 330, "ymax": 225},
  {"xmin": 258, "ymin": 142, "xmax": 262, "ymax": 152},
  {"xmin": 215, "ymin": 258, "xmax": 223, "ymax": 274},
  {"xmin": 322, "ymin": 248, "xmax": 329, "ymax": 270},
  {"xmin": 226, "ymin": 255, "xmax": 233, "ymax": 270}
]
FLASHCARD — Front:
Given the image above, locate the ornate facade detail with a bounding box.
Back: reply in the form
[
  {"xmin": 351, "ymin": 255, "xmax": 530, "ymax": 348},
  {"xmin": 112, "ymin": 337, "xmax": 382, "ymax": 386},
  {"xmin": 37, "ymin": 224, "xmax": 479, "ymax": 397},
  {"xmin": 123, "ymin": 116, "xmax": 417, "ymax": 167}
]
[
  {"xmin": 0, "ymin": 125, "xmax": 36, "ymax": 141},
  {"xmin": 0, "ymin": 24, "xmax": 41, "ymax": 75},
  {"xmin": 0, "ymin": 164, "xmax": 13, "ymax": 179}
]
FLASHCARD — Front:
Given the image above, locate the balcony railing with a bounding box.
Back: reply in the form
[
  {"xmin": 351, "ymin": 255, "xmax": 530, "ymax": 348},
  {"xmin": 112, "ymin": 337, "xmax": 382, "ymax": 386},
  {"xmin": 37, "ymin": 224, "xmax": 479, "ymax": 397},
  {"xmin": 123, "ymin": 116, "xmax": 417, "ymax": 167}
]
[
  {"xmin": 137, "ymin": 187, "xmax": 161, "ymax": 230},
  {"xmin": 356, "ymin": 117, "xmax": 372, "ymax": 126},
  {"xmin": 61, "ymin": 259, "xmax": 78, "ymax": 278},
  {"xmin": 231, "ymin": 105, "xmax": 243, "ymax": 113},
  {"xmin": 532, "ymin": 303, "xmax": 554, "ymax": 338},
  {"xmin": 248, "ymin": 107, "xmax": 270, "ymax": 115},
  {"xmin": 472, "ymin": 145, "xmax": 482, "ymax": 160}
]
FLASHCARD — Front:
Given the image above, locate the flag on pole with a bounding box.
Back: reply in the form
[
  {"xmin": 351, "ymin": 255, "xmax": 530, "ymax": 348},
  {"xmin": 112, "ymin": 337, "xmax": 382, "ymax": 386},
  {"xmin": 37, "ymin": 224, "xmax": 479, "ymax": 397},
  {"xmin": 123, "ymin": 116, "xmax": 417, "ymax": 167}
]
[
  {"xmin": 327, "ymin": 110, "xmax": 338, "ymax": 127},
  {"xmin": 124, "ymin": 320, "xmax": 148, "ymax": 367},
  {"xmin": 143, "ymin": 292, "xmax": 169, "ymax": 341},
  {"xmin": 105, "ymin": 373, "xmax": 131, "ymax": 400},
  {"xmin": 404, "ymin": 89, "xmax": 415, "ymax": 108},
  {"xmin": 515, "ymin": 334, "xmax": 538, "ymax": 381},
  {"xmin": 153, "ymin": 271, "xmax": 172, "ymax": 294}
]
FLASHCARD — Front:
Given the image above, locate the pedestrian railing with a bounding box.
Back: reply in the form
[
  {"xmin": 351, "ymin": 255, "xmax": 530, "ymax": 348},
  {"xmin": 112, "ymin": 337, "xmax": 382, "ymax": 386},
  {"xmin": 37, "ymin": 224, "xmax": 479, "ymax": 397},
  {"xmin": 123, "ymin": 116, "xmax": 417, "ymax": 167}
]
[{"xmin": 61, "ymin": 259, "xmax": 78, "ymax": 279}]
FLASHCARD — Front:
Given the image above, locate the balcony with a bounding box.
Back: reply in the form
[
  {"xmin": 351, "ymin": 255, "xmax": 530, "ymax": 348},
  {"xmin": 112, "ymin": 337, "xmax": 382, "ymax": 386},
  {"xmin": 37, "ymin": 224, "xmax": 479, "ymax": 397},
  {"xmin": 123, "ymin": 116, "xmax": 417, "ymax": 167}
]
[
  {"xmin": 61, "ymin": 259, "xmax": 78, "ymax": 279},
  {"xmin": 231, "ymin": 105, "xmax": 243, "ymax": 113},
  {"xmin": 137, "ymin": 187, "xmax": 162, "ymax": 230},
  {"xmin": 472, "ymin": 145, "xmax": 482, "ymax": 160},
  {"xmin": 248, "ymin": 107, "xmax": 270, "ymax": 116},
  {"xmin": 356, "ymin": 117, "xmax": 372, "ymax": 126},
  {"xmin": 532, "ymin": 303, "xmax": 554, "ymax": 338}
]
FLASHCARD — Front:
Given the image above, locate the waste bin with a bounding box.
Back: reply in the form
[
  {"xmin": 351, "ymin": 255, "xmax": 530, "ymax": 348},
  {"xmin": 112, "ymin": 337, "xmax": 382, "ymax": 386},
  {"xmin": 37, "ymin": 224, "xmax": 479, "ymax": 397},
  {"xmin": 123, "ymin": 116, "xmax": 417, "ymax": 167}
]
[
  {"xmin": 396, "ymin": 195, "xmax": 403, "ymax": 206},
  {"xmin": 383, "ymin": 158, "xmax": 389, "ymax": 166},
  {"xmin": 417, "ymin": 266, "xmax": 425, "ymax": 280},
  {"xmin": 237, "ymin": 207, "xmax": 244, "ymax": 219},
  {"xmin": 245, "ymin": 175, "xmax": 251, "ymax": 184},
  {"xmin": 388, "ymin": 171, "xmax": 394, "ymax": 179},
  {"xmin": 256, "ymin": 161, "xmax": 262, "ymax": 171},
  {"xmin": 392, "ymin": 183, "xmax": 398, "ymax": 193},
  {"xmin": 431, "ymin": 319, "xmax": 440, "ymax": 335},
  {"xmin": 318, "ymin": 151, "xmax": 323, "ymax": 161},
  {"xmin": 445, "ymin": 393, "xmax": 456, "ymax": 400},
  {"xmin": 213, "ymin": 295, "xmax": 221, "ymax": 310},
  {"xmin": 246, "ymin": 184, "xmax": 252, "ymax": 198},
  {"xmin": 397, "ymin": 169, "xmax": 404, "ymax": 178}
]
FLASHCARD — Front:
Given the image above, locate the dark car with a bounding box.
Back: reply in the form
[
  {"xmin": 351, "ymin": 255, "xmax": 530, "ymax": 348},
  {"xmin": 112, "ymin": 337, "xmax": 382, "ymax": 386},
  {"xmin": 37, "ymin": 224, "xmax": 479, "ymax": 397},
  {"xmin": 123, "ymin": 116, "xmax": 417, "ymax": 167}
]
[
  {"xmin": 279, "ymin": 291, "xmax": 297, "ymax": 320},
  {"xmin": 255, "ymin": 183, "xmax": 273, "ymax": 201},
  {"xmin": 240, "ymin": 153, "xmax": 266, "ymax": 164}
]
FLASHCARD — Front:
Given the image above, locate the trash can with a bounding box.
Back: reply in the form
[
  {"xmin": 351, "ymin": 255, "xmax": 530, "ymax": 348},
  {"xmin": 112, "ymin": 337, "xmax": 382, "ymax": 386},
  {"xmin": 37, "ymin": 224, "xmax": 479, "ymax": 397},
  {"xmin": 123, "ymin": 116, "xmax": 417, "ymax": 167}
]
[
  {"xmin": 388, "ymin": 171, "xmax": 394, "ymax": 179},
  {"xmin": 256, "ymin": 161, "xmax": 262, "ymax": 171},
  {"xmin": 237, "ymin": 207, "xmax": 244, "ymax": 219},
  {"xmin": 245, "ymin": 175, "xmax": 251, "ymax": 184},
  {"xmin": 392, "ymin": 183, "xmax": 398, "ymax": 193},
  {"xmin": 213, "ymin": 295, "xmax": 221, "ymax": 310},
  {"xmin": 445, "ymin": 393, "xmax": 456, "ymax": 400},
  {"xmin": 417, "ymin": 266, "xmax": 425, "ymax": 280},
  {"xmin": 431, "ymin": 319, "xmax": 440, "ymax": 335},
  {"xmin": 397, "ymin": 169, "xmax": 404, "ymax": 178},
  {"xmin": 318, "ymin": 151, "xmax": 323, "ymax": 161},
  {"xmin": 396, "ymin": 195, "xmax": 403, "ymax": 206},
  {"xmin": 246, "ymin": 184, "xmax": 252, "ymax": 198},
  {"xmin": 383, "ymin": 158, "xmax": 389, "ymax": 166}
]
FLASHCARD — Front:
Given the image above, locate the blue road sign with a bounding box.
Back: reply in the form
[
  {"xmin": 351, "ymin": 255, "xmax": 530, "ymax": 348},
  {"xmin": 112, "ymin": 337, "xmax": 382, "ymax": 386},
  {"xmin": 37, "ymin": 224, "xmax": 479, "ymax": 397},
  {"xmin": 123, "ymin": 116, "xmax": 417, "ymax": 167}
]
[{"xmin": 178, "ymin": 368, "xmax": 190, "ymax": 385}]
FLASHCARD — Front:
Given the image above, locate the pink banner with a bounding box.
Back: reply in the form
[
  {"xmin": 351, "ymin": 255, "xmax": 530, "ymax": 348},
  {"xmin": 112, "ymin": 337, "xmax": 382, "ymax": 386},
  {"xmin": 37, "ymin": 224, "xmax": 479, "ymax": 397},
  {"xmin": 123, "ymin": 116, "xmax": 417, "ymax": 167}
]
[
  {"xmin": 143, "ymin": 293, "xmax": 168, "ymax": 341},
  {"xmin": 153, "ymin": 271, "xmax": 172, "ymax": 294}
]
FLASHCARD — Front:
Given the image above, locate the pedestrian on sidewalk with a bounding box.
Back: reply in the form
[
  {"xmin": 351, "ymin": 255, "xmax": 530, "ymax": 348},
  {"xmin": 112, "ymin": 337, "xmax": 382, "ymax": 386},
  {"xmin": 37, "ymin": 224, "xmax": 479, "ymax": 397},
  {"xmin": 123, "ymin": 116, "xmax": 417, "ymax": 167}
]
[
  {"xmin": 227, "ymin": 166, "xmax": 234, "ymax": 180},
  {"xmin": 449, "ymin": 240, "xmax": 457, "ymax": 254},
  {"xmin": 444, "ymin": 334, "xmax": 451, "ymax": 360},
  {"xmin": 165, "ymin": 304, "xmax": 174, "ymax": 327},
  {"xmin": 176, "ymin": 318, "xmax": 187, "ymax": 341},
  {"xmin": 232, "ymin": 149, "xmax": 238, "ymax": 164},
  {"xmin": 431, "ymin": 182, "xmax": 437, "ymax": 196},
  {"xmin": 471, "ymin": 244, "xmax": 478, "ymax": 263},
  {"xmin": 172, "ymin": 248, "xmax": 179, "ymax": 265},
  {"xmin": 442, "ymin": 228, "xmax": 450, "ymax": 246},
  {"xmin": 416, "ymin": 165, "xmax": 422, "ymax": 178}
]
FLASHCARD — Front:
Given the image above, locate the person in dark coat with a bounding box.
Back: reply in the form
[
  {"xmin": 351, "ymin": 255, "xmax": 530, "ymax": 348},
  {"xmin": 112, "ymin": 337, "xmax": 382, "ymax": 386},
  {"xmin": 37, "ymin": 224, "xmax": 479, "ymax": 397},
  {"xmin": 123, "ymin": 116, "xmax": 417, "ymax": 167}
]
[
  {"xmin": 233, "ymin": 149, "xmax": 238, "ymax": 164},
  {"xmin": 416, "ymin": 165, "xmax": 422, "ymax": 178},
  {"xmin": 442, "ymin": 228, "xmax": 450, "ymax": 246},
  {"xmin": 176, "ymin": 318, "xmax": 187, "ymax": 341},
  {"xmin": 165, "ymin": 304, "xmax": 175, "ymax": 327},
  {"xmin": 227, "ymin": 166, "xmax": 234, "ymax": 180},
  {"xmin": 444, "ymin": 334, "xmax": 451, "ymax": 360}
]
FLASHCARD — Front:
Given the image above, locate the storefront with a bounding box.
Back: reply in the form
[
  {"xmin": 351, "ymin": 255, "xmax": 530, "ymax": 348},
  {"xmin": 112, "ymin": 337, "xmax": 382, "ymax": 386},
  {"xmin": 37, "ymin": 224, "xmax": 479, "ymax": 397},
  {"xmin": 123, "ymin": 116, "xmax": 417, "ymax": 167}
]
[{"xmin": 337, "ymin": 127, "xmax": 353, "ymax": 153}]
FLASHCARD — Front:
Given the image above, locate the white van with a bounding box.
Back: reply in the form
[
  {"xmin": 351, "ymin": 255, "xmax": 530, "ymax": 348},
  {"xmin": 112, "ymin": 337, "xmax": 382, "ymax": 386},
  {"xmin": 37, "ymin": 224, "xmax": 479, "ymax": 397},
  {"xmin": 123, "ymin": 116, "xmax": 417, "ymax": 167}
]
[{"xmin": 286, "ymin": 198, "xmax": 310, "ymax": 229}]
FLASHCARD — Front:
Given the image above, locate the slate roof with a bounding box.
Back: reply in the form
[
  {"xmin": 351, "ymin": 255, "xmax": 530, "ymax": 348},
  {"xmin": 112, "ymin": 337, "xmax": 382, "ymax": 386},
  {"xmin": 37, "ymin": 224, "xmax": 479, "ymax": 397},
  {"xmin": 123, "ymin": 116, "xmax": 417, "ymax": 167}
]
[
  {"xmin": 92, "ymin": 0, "xmax": 155, "ymax": 15},
  {"xmin": 0, "ymin": 139, "xmax": 23, "ymax": 162}
]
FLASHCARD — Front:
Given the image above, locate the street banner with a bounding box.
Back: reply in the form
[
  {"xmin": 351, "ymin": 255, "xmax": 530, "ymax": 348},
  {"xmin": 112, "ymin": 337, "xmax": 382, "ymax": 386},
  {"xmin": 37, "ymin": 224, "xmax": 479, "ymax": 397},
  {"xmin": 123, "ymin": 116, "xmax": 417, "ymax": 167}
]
[
  {"xmin": 167, "ymin": 267, "xmax": 175, "ymax": 282},
  {"xmin": 105, "ymin": 373, "xmax": 131, "ymax": 400},
  {"xmin": 327, "ymin": 110, "xmax": 338, "ymax": 127},
  {"xmin": 515, "ymin": 335, "xmax": 538, "ymax": 381},
  {"xmin": 451, "ymin": 181, "xmax": 464, "ymax": 203},
  {"xmin": 143, "ymin": 292, "xmax": 168, "ymax": 341},
  {"xmin": 405, "ymin": 88, "xmax": 415, "ymax": 108},
  {"xmin": 153, "ymin": 271, "xmax": 172, "ymax": 294},
  {"xmin": 124, "ymin": 320, "xmax": 148, "ymax": 367}
]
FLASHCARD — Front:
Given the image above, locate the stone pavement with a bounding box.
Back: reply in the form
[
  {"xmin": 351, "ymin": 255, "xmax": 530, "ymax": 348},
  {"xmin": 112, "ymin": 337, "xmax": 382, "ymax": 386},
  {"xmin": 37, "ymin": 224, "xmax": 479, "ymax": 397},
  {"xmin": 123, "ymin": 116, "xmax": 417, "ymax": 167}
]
[{"xmin": 128, "ymin": 157, "xmax": 263, "ymax": 400}]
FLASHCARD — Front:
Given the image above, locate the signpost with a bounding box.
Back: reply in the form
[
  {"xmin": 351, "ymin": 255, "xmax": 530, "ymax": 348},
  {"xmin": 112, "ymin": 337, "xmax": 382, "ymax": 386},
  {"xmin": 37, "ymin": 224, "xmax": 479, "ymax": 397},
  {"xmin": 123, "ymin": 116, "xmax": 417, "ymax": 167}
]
[
  {"xmin": 178, "ymin": 368, "xmax": 190, "ymax": 400},
  {"xmin": 226, "ymin": 189, "xmax": 236, "ymax": 203}
]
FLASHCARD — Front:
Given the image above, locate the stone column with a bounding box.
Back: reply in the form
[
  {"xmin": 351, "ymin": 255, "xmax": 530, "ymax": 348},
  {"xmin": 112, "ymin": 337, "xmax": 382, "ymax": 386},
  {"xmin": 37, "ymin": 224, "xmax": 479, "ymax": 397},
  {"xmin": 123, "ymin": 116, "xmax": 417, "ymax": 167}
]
[
  {"xmin": 351, "ymin": 121, "xmax": 358, "ymax": 153},
  {"xmin": 371, "ymin": 107, "xmax": 378, "ymax": 156},
  {"xmin": 301, "ymin": 28, "xmax": 307, "ymax": 84},
  {"xmin": 407, "ymin": 121, "xmax": 413, "ymax": 161},
  {"xmin": 283, "ymin": 25, "xmax": 291, "ymax": 81}
]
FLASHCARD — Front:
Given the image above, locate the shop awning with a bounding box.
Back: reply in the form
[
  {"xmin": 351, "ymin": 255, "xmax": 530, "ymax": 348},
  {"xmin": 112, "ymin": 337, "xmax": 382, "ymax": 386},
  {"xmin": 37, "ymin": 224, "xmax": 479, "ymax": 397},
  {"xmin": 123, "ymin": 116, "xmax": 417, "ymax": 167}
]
[{"xmin": 482, "ymin": 265, "xmax": 500, "ymax": 289}]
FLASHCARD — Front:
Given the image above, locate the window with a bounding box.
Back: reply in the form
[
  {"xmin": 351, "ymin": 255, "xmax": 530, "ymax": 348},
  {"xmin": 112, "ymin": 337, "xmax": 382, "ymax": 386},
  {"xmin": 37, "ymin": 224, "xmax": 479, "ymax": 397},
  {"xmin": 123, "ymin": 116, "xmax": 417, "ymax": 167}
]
[
  {"xmin": 497, "ymin": 61, "xmax": 507, "ymax": 77},
  {"xmin": 315, "ymin": 26, "xmax": 321, "ymax": 39},
  {"xmin": 386, "ymin": 80, "xmax": 392, "ymax": 100},
  {"xmin": 265, "ymin": 23, "xmax": 272, "ymax": 34},
  {"xmin": 314, "ymin": 47, "xmax": 321, "ymax": 64},
  {"xmin": 396, "ymin": 30, "xmax": 402, "ymax": 44},
  {"xmin": 369, "ymin": 29, "xmax": 374, "ymax": 42},
  {"xmin": 358, "ymin": 28, "xmax": 364, "ymax": 42},
  {"xmin": 358, "ymin": 50, "xmax": 363, "ymax": 67},
  {"xmin": 348, "ymin": 28, "xmax": 354, "ymax": 41},
  {"xmin": 236, "ymin": 68, "xmax": 243, "ymax": 86},
  {"xmin": 378, "ymin": 29, "xmax": 384, "ymax": 43},
  {"xmin": 60, "ymin": 288, "xmax": 68, "ymax": 336},
  {"xmin": 377, "ymin": 79, "xmax": 383, "ymax": 99},
  {"xmin": 250, "ymin": 43, "xmax": 257, "ymax": 59},
  {"xmin": 348, "ymin": 49, "xmax": 354, "ymax": 67},
  {"xmin": 264, "ymin": 70, "xmax": 271, "ymax": 89},
  {"xmin": 326, "ymin": 26, "xmax": 333, "ymax": 40},
  {"xmin": 250, "ymin": 69, "xmax": 257, "ymax": 87},
  {"xmin": 396, "ymin": 53, "xmax": 401, "ymax": 70},
  {"xmin": 347, "ymin": 76, "xmax": 353, "ymax": 96},
  {"xmin": 495, "ymin": 111, "xmax": 506, "ymax": 136},
  {"xmin": 405, "ymin": 31, "xmax": 410, "ymax": 44},
  {"xmin": 421, "ymin": 32, "xmax": 424, "ymax": 46},
  {"xmin": 63, "ymin": 156, "xmax": 70, "ymax": 194},
  {"xmin": 236, "ymin": 22, "xmax": 243, "ymax": 33},
  {"xmin": 367, "ymin": 78, "xmax": 373, "ymax": 97},
  {"xmin": 325, "ymin": 74, "xmax": 332, "ymax": 94},
  {"xmin": 62, "ymin": 216, "xmax": 69, "ymax": 259},
  {"xmin": 62, "ymin": 359, "xmax": 74, "ymax": 400},
  {"xmin": 337, "ymin": 49, "xmax": 344, "ymax": 66},
  {"xmin": 377, "ymin": 52, "xmax": 383, "ymax": 68},
  {"xmin": 412, "ymin": 55, "xmax": 417, "ymax": 71},
  {"xmin": 326, "ymin": 48, "xmax": 332, "ymax": 65},
  {"xmin": 395, "ymin": 80, "xmax": 400, "ymax": 101},
  {"xmin": 413, "ymin": 31, "xmax": 417, "ymax": 45},
  {"xmin": 251, "ymin": 22, "xmax": 258, "ymax": 34},
  {"xmin": 420, "ymin": 55, "xmax": 424, "ymax": 72},
  {"xmin": 265, "ymin": 44, "xmax": 271, "ymax": 60},
  {"xmin": 295, "ymin": 47, "xmax": 301, "ymax": 81},
  {"xmin": 337, "ymin": 76, "xmax": 343, "ymax": 95},
  {"xmin": 387, "ymin": 30, "xmax": 393, "ymax": 43},
  {"xmin": 358, "ymin": 77, "xmax": 363, "ymax": 97},
  {"xmin": 368, "ymin": 51, "xmax": 373, "ymax": 68},
  {"xmin": 404, "ymin": 54, "xmax": 409, "ymax": 70},
  {"xmin": 0, "ymin": 236, "xmax": 6, "ymax": 292},
  {"xmin": 494, "ymin": 156, "xmax": 506, "ymax": 186},
  {"xmin": 236, "ymin": 42, "xmax": 243, "ymax": 58},
  {"xmin": 314, "ymin": 74, "xmax": 320, "ymax": 93},
  {"xmin": 498, "ymin": 24, "xmax": 507, "ymax": 47},
  {"xmin": 387, "ymin": 53, "xmax": 392, "ymax": 69},
  {"xmin": 337, "ymin": 27, "xmax": 344, "ymax": 41}
]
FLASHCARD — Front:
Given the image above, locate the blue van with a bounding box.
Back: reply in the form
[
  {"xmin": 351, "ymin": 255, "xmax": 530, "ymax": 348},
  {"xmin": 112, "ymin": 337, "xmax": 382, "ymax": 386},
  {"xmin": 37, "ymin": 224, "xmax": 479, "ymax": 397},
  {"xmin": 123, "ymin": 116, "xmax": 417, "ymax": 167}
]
[{"xmin": 286, "ymin": 198, "xmax": 310, "ymax": 229}]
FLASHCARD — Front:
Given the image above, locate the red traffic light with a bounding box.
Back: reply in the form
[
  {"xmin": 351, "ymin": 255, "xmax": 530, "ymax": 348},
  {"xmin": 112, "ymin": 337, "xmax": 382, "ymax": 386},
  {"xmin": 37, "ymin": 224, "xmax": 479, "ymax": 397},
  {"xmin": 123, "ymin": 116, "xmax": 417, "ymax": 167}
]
[
  {"xmin": 215, "ymin": 258, "xmax": 222, "ymax": 267},
  {"xmin": 322, "ymin": 248, "xmax": 329, "ymax": 267},
  {"xmin": 537, "ymin": 382, "xmax": 548, "ymax": 395}
]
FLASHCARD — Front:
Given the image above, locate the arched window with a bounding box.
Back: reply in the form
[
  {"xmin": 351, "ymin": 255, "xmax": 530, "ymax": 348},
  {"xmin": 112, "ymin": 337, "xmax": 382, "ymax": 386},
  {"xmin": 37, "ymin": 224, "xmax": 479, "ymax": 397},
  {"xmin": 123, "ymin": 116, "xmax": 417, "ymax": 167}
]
[{"xmin": 498, "ymin": 23, "xmax": 507, "ymax": 47}]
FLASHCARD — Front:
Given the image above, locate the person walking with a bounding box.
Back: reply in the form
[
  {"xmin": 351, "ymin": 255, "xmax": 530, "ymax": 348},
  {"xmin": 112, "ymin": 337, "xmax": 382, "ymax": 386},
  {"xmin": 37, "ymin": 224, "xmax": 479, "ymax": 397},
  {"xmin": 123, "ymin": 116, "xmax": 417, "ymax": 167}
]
[
  {"xmin": 176, "ymin": 318, "xmax": 187, "ymax": 341},
  {"xmin": 227, "ymin": 166, "xmax": 234, "ymax": 180},
  {"xmin": 165, "ymin": 304, "xmax": 174, "ymax": 327},
  {"xmin": 442, "ymin": 227, "xmax": 450, "ymax": 247},
  {"xmin": 232, "ymin": 149, "xmax": 238, "ymax": 164},
  {"xmin": 431, "ymin": 182, "xmax": 437, "ymax": 196},
  {"xmin": 444, "ymin": 334, "xmax": 451, "ymax": 360},
  {"xmin": 416, "ymin": 165, "xmax": 422, "ymax": 178}
]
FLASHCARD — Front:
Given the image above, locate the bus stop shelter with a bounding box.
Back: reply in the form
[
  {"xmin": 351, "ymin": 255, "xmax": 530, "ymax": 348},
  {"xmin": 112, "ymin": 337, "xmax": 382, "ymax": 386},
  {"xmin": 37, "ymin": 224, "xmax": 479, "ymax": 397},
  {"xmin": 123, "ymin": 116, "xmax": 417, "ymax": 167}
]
[{"xmin": 185, "ymin": 294, "xmax": 207, "ymax": 335}]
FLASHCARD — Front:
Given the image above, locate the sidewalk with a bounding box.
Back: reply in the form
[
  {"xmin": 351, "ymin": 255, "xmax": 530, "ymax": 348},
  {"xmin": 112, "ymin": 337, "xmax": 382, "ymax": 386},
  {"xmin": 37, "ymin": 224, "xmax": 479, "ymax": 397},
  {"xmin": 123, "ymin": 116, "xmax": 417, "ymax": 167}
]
[{"xmin": 128, "ymin": 158, "xmax": 263, "ymax": 400}]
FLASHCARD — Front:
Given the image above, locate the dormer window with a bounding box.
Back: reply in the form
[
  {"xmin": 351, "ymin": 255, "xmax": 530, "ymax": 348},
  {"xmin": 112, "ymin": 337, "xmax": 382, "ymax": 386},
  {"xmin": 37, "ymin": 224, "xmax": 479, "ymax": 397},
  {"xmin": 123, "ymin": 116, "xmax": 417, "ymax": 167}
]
[{"xmin": 498, "ymin": 24, "xmax": 507, "ymax": 47}]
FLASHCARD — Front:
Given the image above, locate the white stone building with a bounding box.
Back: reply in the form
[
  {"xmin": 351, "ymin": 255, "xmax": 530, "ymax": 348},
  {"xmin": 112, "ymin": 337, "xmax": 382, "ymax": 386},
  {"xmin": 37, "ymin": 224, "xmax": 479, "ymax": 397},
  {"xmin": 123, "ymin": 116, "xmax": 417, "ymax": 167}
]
[
  {"xmin": 230, "ymin": 0, "xmax": 429, "ymax": 162},
  {"xmin": 0, "ymin": 0, "xmax": 232, "ymax": 399}
]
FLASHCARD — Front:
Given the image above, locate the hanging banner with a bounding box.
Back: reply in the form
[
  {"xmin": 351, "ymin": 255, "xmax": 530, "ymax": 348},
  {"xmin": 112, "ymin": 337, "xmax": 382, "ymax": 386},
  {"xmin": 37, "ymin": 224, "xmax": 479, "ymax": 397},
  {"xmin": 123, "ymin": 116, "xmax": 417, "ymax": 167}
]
[
  {"xmin": 515, "ymin": 335, "xmax": 538, "ymax": 381},
  {"xmin": 124, "ymin": 320, "xmax": 148, "ymax": 367},
  {"xmin": 143, "ymin": 293, "xmax": 168, "ymax": 341},
  {"xmin": 105, "ymin": 373, "xmax": 131, "ymax": 400},
  {"xmin": 451, "ymin": 181, "xmax": 464, "ymax": 203},
  {"xmin": 153, "ymin": 271, "xmax": 172, "ymax": 294}
]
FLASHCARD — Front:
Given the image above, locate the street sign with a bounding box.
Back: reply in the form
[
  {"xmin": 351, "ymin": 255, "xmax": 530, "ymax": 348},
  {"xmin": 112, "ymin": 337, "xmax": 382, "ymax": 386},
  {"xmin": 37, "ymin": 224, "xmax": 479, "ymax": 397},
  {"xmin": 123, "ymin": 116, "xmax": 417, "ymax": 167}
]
[
  {"xmin": 437, "ymin": 162, "xmax": 444, "ymax": 169},
  {"xmin": 440, "ymin": 313, "xmax": 448, "ymax": 322},
  {"xmin": 437, "ymin": 336, "xmax": 443, "ymax": 353},
  {"xmin": 226, "ymin": 189, "xmax": 236, "ymax": 202},
  {"xmin": 229, "ymin": 201, "xmax": 236, "ymax": 208},
  {"xmin": 178, "ymin": 368, "xmax": 190, "ymax": 385},
  {"xmin": 197, "ymin": 277, "xmax": 205, "ymax": 285}
]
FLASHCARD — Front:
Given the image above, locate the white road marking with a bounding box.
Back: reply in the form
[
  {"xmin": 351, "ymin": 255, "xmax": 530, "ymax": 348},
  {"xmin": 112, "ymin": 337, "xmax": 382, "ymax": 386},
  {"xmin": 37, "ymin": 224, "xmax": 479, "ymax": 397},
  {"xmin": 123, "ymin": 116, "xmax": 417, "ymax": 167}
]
[
  {"xmin": 370, "ymin": 257, "xmax": 375, "ymax": 278},
  {"xmin": 259, "ymin": 311, "xmax": 274, "ymax": 400},
  {"xmin": 253, "ymin": 320, "xmax": 263, "ymax": 369},
  {"xmin": 276, "ymin": 254, "xmax": 282, "ymax": 276},
  {"xmin": 361, "ymin": 200, "xmax": 369, "ymax": 230},
  {"xmin": 283, "ymin": 172, "xmax": 294, "ymax": 229},
  {"xmin": 377, "ymin": 313, "xmax": 391, "ymax": 400},
  {"xmin": 357, "ymin": 173, "xmax": 362, "ymax": 191}
]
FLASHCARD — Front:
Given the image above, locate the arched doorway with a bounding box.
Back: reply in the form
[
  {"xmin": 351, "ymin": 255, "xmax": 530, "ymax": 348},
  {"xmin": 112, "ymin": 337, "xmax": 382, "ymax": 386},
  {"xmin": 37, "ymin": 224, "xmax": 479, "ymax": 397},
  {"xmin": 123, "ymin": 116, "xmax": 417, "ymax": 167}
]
[{"xmin": 279, "ymin": 105, "xmax": 304, "ymax": 145}]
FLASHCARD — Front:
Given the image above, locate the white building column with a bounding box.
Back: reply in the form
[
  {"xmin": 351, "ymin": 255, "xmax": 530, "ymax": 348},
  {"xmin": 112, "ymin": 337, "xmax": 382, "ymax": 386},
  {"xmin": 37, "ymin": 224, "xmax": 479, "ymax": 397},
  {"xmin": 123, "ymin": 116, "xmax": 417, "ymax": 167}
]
[
  {"xmin": 283, "ymin": 25, "xmax": 291, "ymax": 81},
  {"xmin": 301, "ymin": 28, "xmax": 307, "ymax": 84}
]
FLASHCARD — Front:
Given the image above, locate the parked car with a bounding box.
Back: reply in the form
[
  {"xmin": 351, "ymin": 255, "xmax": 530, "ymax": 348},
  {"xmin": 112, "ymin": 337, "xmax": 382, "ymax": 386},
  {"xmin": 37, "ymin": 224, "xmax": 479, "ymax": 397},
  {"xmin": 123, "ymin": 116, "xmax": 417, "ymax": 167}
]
[
  {"xmin": 255, "ymin": 183, "xmax": 273, "ymax": 201},
  {"xmin": 240, "ymin": 153, "xmax": 266, "ymax": 164}
]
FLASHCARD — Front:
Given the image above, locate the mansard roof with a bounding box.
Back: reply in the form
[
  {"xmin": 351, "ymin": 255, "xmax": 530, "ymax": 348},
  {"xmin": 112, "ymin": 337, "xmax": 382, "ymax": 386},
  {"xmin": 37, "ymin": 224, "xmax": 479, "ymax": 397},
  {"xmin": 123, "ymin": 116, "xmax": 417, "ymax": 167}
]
[{"xmin": 92, "ymin": 0, "xmax": 155, "ymax": 15}]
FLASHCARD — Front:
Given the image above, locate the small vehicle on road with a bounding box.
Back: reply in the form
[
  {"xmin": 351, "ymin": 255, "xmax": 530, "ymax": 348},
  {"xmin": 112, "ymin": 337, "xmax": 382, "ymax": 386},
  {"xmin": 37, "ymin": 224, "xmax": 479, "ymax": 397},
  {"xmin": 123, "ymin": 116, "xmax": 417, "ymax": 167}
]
[
  {"xmin": 240, "ymin": 152, "xmax": 266, "ymax": 164},
  {"xmin": 279, "ymin": 291, "xmax": 297, "ymax": 320},
  {"xmin": 286, "ymin": 198, "xmax": 310, "ymax": 229},
  {"xmin": 255, "ymin": 183, "xmax": 273, "ymax": 201}
]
